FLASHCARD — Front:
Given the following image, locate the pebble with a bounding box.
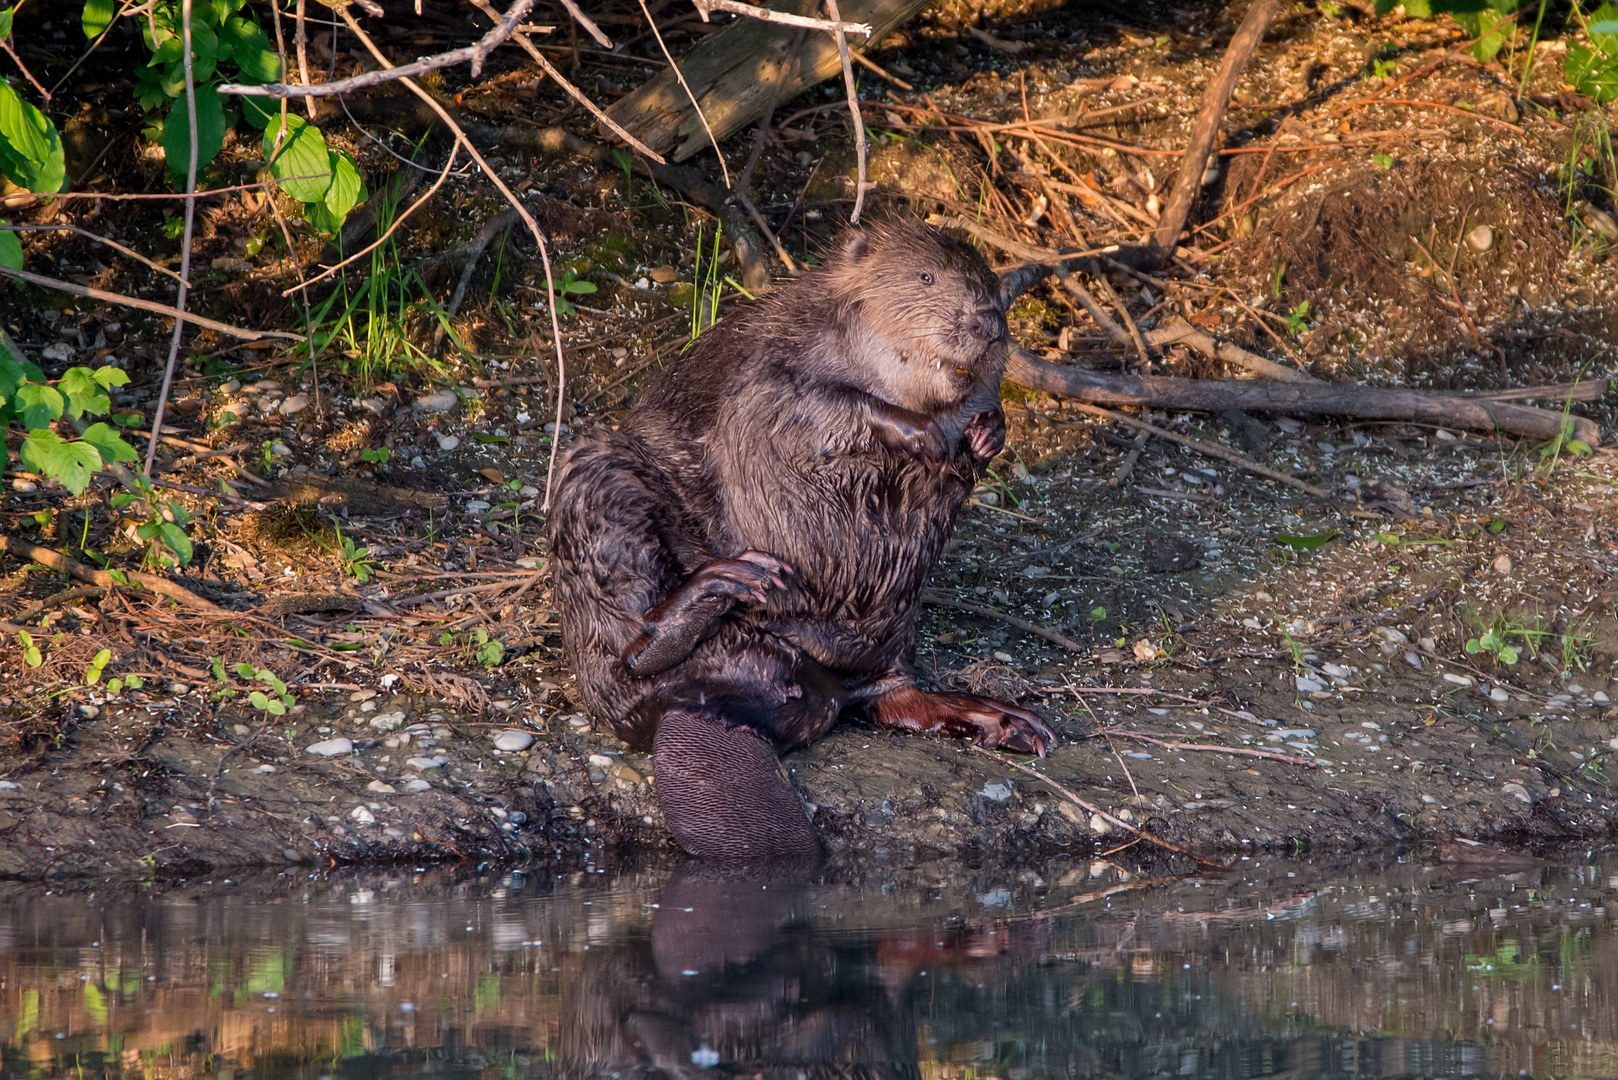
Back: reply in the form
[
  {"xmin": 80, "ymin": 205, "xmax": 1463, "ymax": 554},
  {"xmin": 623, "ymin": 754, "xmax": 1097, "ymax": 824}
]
[
  {"xmin": 349, "ymin": 806, "xmax": 376, "ymax": 824},
  {"xmin": 1492, "ymin": 553, "xmax": 1513, "ymax": 574},
  {"xmin": 1596, "ymin": 691, "xmax": 1611, "ymax": 704},
  {"xmin": 279, "ymin": 393, "xmax": 309, "ymax": 415},
  {"xmin": 587, "ymin": 754, "xmax": 614, "ymax": 768},
  {"xmin": 356, "ymin": 397, "xmax": 389, "ymax": 416},
  {"xmin": 403, "ymin": 778, "xmax": 432, "ymax": 792},
  {"xmin": 370, "ymin": 711, "xmax": 406, "ymax": 731},
  {"xmin": 494, "ymin": 730, "xmax": 534, "ymax": 752},
  {"xmin": 466, "ymin": 499, "xmax": 491, "ymax": 512},
  {"xmin": 0, "ymin": 780, "xmax": 18, "ymax": 791},
  {"xmin": 406, "ymin": 756, "xmax": 449, "ymax": 770},
  {"xmin": 271, "ymin": 442, "xmax": 291, "ymax": 457},
  {"xmin": 40, "ymin": 342, "xmax": 73, "ymax": 361},
  {"xmin": 1404, "ymin": 651, "xmax": 1424, "ymax": 670},
  {"xmin": 415, "ymin": 389, "xmax": 459, "ymax": 414},
  {"xmin": 437, "ymin": 435, "xmax": 460, "ymax": 451},
  {"xmin": 1490, "ymin": 686, "xmax": 1511, "ymax": 703},
  {"xmin": 1294, "ymin": 676, "xmax": 1325, "ymax": 693},
  {"xmin": 1464, "ymin": 224, "xmax": 1495, "ymax": 252},
  {"xmin": 1501, "ymin": 782, "xmax": 1533, "ymax": 805},
  {"xmin": 1442, "ymin": 673, "xmax": 1473, "ymax": 686},
  {"xmin": 980, "ymin": 781, "xmax": 1014, "ymax": 802},
  {"xmin": 306, "ymin": 738, "xmax": 354, "ymax": 757},
  {"xmin": 366, "ymin": 780, "xmax": 396, "ymax": 794},
  {"xmin": 11, "ymin": 478, "xmax": 37, "ymax": 492},
  {"xmin": 254, "ymin": 764, "xmax": 276, "ymax": 774}
]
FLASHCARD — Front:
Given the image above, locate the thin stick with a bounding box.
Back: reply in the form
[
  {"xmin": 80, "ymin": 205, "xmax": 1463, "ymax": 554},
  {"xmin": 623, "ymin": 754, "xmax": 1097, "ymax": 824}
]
[
  {"xmin": 850, "ymin": 48, "xmax": 911, "ymax": 90},
  {"xmin": 972, "ymin": 746, "xmax": 1230, "ymax": 870},
  {"xmin": 217, "ymin": 0, "xmax": 539, "ymax": 97},
  {"xmin": 294, "ymin": 0, "xmax": 315, "ymax": 116},
  {"xmin": 285, "ymin": 143, "xmax": 460, "ymax": 295},
  {"xmin": 469, "ymin": 0, "xmax": 666, "ymax": 161},
  {"xmin": 694, "ymin": 0, "xmax": 871, "ymax": 35},
  {"xmin": 1098, "ymin": 729, "xmax": 1319, "ymax": 768},
  {"xmin": 736, "ymin": 189, "xmax": 797, "ymax": 271},
  {"xmin": 333, "ymin": 8, "xmax": 570, "ymax": 510},
  {"xmin": 1189, "ymin": 162, "xmax": 1329, "ymax": 238},
  {"xmin": 0, "ymin": 536, "xmax": 224, "ymax": 615},
  {"xmin": 1070, "ymin": 400, "xmax": 1332, "ymax": 498},
  {"xmin": 1341, "ymin": 97, "xmax": 1524, "ymax": 132},
  {"xmin": 558, "ymin": 0, "xmax": 613, "ymax": 47},
  {"xmin": 823, "ymin": 0, "xmax": 866, "ymax": 222},
  {"xmin": 637, "ymin": 0, "xmax": 730, "ymax": 187},
  {"xmin": 1054, "ymin": 266, "xmax": 1128, "ymax": 346},
  {"xmin": 1091, "ymin": 269, "xmax": 1152, "ymax": 369},
  {"xmin": 922, "ymin": 589, "xmax": 1085, "ymax": 652},
  {"xmin": 1, "ymin": 224, "xmax": 189, "ymax": 284},
  {"xmin": 0, "ymin": 35, "xmax": 49, "ymax": 102},
  {"xmin": 0, "ymin": 269, "xmax": 302, "ymax": 345},
  {"xmin": 9, "ymin": 176, "xmax": 324, "ymax": 203},
  {"xmin": 145, "ymin": 0, "xmax": 201, "ymax": 479}
]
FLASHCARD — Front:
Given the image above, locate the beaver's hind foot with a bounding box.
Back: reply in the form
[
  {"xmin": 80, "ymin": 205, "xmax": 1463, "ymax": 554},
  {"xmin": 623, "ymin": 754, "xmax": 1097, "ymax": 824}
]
[{"xmin": 870, "ymin": 684, "xmax": 1054, "ymax": 756}]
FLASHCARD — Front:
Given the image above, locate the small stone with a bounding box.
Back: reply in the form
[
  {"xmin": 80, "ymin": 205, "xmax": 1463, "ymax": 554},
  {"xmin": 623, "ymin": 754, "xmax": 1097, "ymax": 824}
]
[
  {"xmin": 80, "ymin": 704, "xmax": 100, "ymax": 719},
  {"xmin": 649, "ymin": 265, "xmax": 678, "ymax": 283},
  {"xmin": 466, "ymin": 499, "xmax": 491, "ymax": 512},
  {"xmin": 1442, "ymin": 673, "xmax": 1473, "ymax": 686},
  {"xmin": 349, "ymin": 806, "xmax": 376, "ymax": 824},
  {"xmin": 370, "ymin": 711, "xmax": 406, "ymax": 731},
  {"xmin": 403, "ymin": 778, "xmax": 432, "ymax": 792},
  {"xmin": 615, "ymin": 766, "xmax": 642, "ymax": 785},
  {"xmin": 588, "ymin": 753, "xmax": 614, "ymax": 768},
  {"xmin": 11, "ymin": 478, "xmax": 37, "ymax": 493},
  {"xmin": 169, "ymin": 683, "xmax": 189, "ymax": 695},
  {"xmin": 279, "ymin": 393, "xmax": 309, "ymax": 415},
  {"xmin": 1375, "ymin": 627, "xmax": 1408, "ymax": 645},
  {"xmin": 980, "ymin": 781, "xmax": 1013, "ymax": 802},
  {"xmin": 1490, "ymin": 686, "xmax": 1511, "ymax": 703},
  {"xmin": 306, "ymin": 738, "xmax": 354, "ymax": 757},
  {"xmin": 1492, "ymin": 553, "xmax": 1512, "ymax": 574},
  {"xmin": 254, "ymin": 764, "xmax": 276, "ymax": 774},
  {"xmin": 494, "ymin": 730, "xmax": 534, "ymax": 752},
  {"xmin": 438, "ymin": 434, "xmax": 460, "ymax": 451},
  {"xmin": 1501, "ymin": 781, "xmax": 1533, "ymax": 805},
  {"xmin": 415, "ymin": 389, "xmax": 460, "ymax": 414},
  {"xmin": 0, "ymin": 780, "xmax": 18, "ymax": 791},
  {"xmin": 406, "ymin": 755, "xmax": 449, "ymax": 770},
  {"xmin": 366, "ymin": 780, "xmax": 396, "ymax": 794},
  {"xmin": 271, "ymin": 442, "xmax": 291, "ymax": 458},
  {"xmin": 1595, "ymin": 691, "xmax": 1611, "ymax": 704},
  {"xmin": 1584, "ymin": 208, "xmax": 1618, "ymax": 242},
  {"xmin": 1464, "ymin": 224, "xmax": 1495, "ymax": 252},
  {"xmin": 1404, "ymin": 652, "xmax": 1423, "ymax": 670},
  {"xmin": 356, "ymin": 397, "xmax": 389, "ymax": 416},
  {"xmin": 1294, "ymin": 676, "xmax": 1325, "ymax": 693},
  {"xmin": 41, "ymin": 342, "xmax": 73, "ymax": 362},
  {"xmin": 1089, "ymin": 813, "xmax": 1111, "ymax": 835},
  {"xmin": 1421, "ymin": 794, "xmax": 1438, "ymax": 804}
]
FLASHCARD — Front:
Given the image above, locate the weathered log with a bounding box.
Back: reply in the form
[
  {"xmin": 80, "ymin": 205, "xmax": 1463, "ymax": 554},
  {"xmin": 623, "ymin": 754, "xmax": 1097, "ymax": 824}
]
[
  {"xmin": 605, "ymin": 0, "xmax": 931, "ymax": 162},
  {"xmin": 1006, "ymin": 347, "xmax": 1602, "ymax": 446}
]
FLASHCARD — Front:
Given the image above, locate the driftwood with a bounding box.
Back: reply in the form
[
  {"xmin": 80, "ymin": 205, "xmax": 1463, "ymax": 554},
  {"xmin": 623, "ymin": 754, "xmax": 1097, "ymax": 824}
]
[
  {"xmin": 1005, "ymin": 347, "xmax": 1602, "ymax": 446},
  {"xmin": 605, "ymin": 0, "xmax": 930, "ymax": 161}
]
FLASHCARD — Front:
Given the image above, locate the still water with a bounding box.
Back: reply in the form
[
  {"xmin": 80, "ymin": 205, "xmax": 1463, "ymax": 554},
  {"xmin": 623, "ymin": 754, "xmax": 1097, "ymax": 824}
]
[{"xmin": 1, "ymin": 854, "xmax": 1615, "ymax": 1080}]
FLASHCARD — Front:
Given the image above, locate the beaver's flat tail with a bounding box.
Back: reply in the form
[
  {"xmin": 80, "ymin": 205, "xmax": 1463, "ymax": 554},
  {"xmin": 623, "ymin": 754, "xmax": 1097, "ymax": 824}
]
[{"xmin": 652, "ymin": 709, "xmax": 821, "ymax": 860}]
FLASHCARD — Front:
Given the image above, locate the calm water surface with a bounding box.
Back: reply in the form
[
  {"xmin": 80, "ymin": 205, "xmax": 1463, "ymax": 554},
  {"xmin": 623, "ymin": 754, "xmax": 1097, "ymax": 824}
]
[{"xmin": 2, "ymin": 854, "xmax": 1616, "ymax": 1080}]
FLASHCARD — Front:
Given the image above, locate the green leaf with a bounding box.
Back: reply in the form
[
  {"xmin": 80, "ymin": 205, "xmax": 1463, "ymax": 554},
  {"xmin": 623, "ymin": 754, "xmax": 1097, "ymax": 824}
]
[
  {"xmin": 262, "ymin": 115, "xmax": 332, "ymax": 202},
  {"xmin": 0, "ymin": 348, "xmax": 22, "ymax": 400},
  {"xmin": 322, "ymin": 150, "xmax": 363, "ymax": 219},
  {"xmin": 82, "ymin": 0, "xmax": 116, "ymax": 38},
  {"xmin": 14, "ymin": 382, "xmax": 64, "ymax": 428},
  {"xmin": 239, "ymin": 93, "xmax": 278, "ymax": 131},
  {"xmin": 235, "ymin": 662, "xmax": 255, "ymax": 679},
  {"xmin": 220, "ymin": 15, "xmax": 281, "ymax": 83},
  {"xmin": 0, "ymin": 11, "xmax": 13, "ymax": 41},
  {"xmin": 160, "ymin": 84, "xmax": 227, "ymax": 178},
  {"xmin": 1566, "ymin": 45, "xmax": 1618, "ymax": 102},
  {"xmin": 0, "ymin": 226, "xmax": 20, "ymax": 270},
  {"xmin": 59, "ymin": 366, "xmax": 110, "ymax": 418},
  {"xmin": 91, "ymin": 365, "xmax": 130, "ymax": 390},
  {"xmin": 80, "ymin": 422, "xmax": 138, "ymax": 463},
  {"xmin": 125, "ymin": 675, "xmax": 144, "ymax": 689},
  {"xmin": 1465, "ymin": 638, "xmax": 1483, "ymax": 654},
  {"xmin": 1275, "ymin": 532, "xmax": 1339, "ymax": 550},
  {"xmin": 20, "ymin": 429, "xmax": 102, "ymax": 495},
  {"xmin": 1498, "ymin": 645, "xmax": 1519, "ymax": 665},
  {"xmin": 0, "ymin": 80, "xmax": 66, "ymax": 193},
  {"xmin": 158, "ymin": 521, "xmax": 193, "ymax": 565}
]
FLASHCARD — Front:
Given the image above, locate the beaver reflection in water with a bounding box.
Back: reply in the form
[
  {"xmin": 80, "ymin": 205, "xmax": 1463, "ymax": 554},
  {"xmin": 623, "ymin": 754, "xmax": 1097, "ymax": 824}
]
[{"xmin": 548, "ymin": 222, "xmax": 1055, "ymax": 859}]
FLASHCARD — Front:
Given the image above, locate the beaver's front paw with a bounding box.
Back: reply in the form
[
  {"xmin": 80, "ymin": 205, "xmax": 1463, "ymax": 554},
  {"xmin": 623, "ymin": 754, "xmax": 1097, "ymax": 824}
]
[{"xmin": 964, "ymin": 408, "xmax": 1006, "ymax": 462}]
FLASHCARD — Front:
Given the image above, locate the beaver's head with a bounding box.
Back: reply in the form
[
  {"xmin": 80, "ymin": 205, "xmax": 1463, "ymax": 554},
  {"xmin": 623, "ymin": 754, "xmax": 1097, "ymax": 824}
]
[{"xmin": 826, "ymin": 223, "xmax": 1007, "ymax": 413}]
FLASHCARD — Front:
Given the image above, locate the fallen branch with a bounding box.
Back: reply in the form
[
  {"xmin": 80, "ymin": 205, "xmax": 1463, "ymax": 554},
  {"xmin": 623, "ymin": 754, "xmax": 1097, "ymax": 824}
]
[
  {"xmin": 1148, "ymin": 316, "xmax": 1316, "ymax": 383},
  {"xmin": 694, "ymin": 0, "xmax": 871, "ymax": 35},
  {"xmin": 436, "ymin": 207, "xmax": 521, "ymax": 347},
  {"xmin": 0, "ymin": 266, "xmax": 304, "ymax": 342},
  {"xmin": 0, "ymin": 536, "xmax": 225, "ymax": 615},
  {"xmin": 1005, "ymin": 347, "xmax": 1602, "ymax": 446},
  {"xmin": 217, "ymin": 0, "xmax": 539, "ymax": 97},
  {"xmin": 972, "ymin": 746, "xmax": 1230, "ymax": 871},
  {"xmin": 922, "ymin": 589, "xmax": 1085, "ymax": 652},
  {"xmin": 0, "ymin": 585, "xmax": 108, "ymax": 635},
  {"xmin": 1153, "ymin": 0, "xmax": 1283, "ymax": 260},
  {"xmin": 1096, "ymin": 729, "xmax": 1319, "ymax": 769}
]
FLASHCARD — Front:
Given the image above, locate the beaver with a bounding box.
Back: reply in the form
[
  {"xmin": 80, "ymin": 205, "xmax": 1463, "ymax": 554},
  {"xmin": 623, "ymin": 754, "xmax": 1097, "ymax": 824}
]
[{"xmin": 548, "ymin": 222, "xmax": 1054, "ymax": 860}]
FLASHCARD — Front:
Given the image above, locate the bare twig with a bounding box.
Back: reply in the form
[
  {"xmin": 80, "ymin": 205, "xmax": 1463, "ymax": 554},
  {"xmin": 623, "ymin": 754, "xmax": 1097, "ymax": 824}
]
[
  {"xmin": 693, "ymin": 0, "xmax": 871, "ymax": 35},
  {"xmin": 972, "ymin": 747, "xmax": 1230, "ymax": 870},
  {"xmin": 217, "ymin": 0, "xmax": 539, "ymax": 97},
  {"xmin": 0, "ymin": 35, "xmax": 49, "ymax": 103},
  {"xmin": 1054, "ymin": 266, "xmax": 1128, "ymax": 346},
  {"xmin": 736, "ymin": 189, "xmax": 797, "ymax": 272},
  {"xmin": 1097, "ymin": 729, "xmax": 1320, "ymax": 769},
  {"xmin": 1, "ymin": 224, "xmax": 189, "ymax": 285},
  {"xmin": 469, "ymin": 0, "xmax": 665, "ymax": 161},
  {"xmin": 558, "ymin": 0, "xmax": 613, "ymax": 47},
  {"xmin": 823, "ymin": 0, "xmax": 866, "ymax": 222},
  {"xmin": 923, "ymin": 589, "xmax": 1085, "ymax": 652},
  {"xmin": 0, "ymin": 536, "xmax": 225, "ymax": 615},
  {"xmin": 285, "ymin": 143, "xmax": 460, "ymax": 295},
  {"xmin": 294, "ymin": 0, "xmax": 315, "ymax": 116},
  {"xmin": 1147, "ymin": 316, "xmax": 1315, "ymax": 383},
  {"xmin": 0, "ymin": 269, "xmax": 301, "ymax": 344},
  {"xmin": 145, "ymin": 0, "xmax": 202, "ymax": 479},
  {"xmin": 331, "ymin": 9, "xmax": 570, "ymax": 510},
  {"xmin": 637, "ymin": 0, "xmax": 730, "ymax": 186},
  {"xmin": 437, "ymin": 207, "xmax": 521, "ymax": 346}
]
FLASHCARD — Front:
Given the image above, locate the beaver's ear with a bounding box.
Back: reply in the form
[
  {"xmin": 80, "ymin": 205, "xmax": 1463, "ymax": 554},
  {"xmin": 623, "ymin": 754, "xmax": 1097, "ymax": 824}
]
[{"xmin": 842, "ymin": 231, "xmax": 873, "ymax": 263}]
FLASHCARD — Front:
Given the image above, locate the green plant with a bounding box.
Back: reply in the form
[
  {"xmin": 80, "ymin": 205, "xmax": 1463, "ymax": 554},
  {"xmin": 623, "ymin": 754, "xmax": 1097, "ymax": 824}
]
[
  {"xmin": 1466, "ymin": 626, "xmax": 1521, "ymax": 665},
  {"xmin": 236, "ymin": 664, "xmax": 294, "ymax": 716},
  {"xmin": 113, "ymin": 480, "xmax": 195, "ymax": 566},
  {"xmin": 0, "ymin": 12, "xmax": 64, "ymax": 194},
  {"xmin": 553, "ymin": 269, "xmax": 597, "ymax": 317},
  {"xmin": 329, "ymin": 519, "xmax": 377, "ymax": 583},
  {"xmin": 359, "ymin": 447, "xmax": 391, "ymax": 464},
  {"xmin": 1371, "ymin": 56, "xmax": 1398, "ymax": 79},
  {"xmin": 105, "ymin": 674, "xmax": 144, "ymax": 695},
  {"xmin": 687, "ymin": 221, "xmax": 725, "ymax": 340},
  {"xmin": 83, "ymin": 648, "xmax": 111, "ymax": 686},
  {"xmin": 440, "ymin": 628, "xmax": 505, "ymax": 668},
  {"xmin": 16, "ymin": 630, "xmax": 41, "ymax": 668},
  {"xmin": 1372, "ymin": 152, "xmax": 1395, "ymax": 170},
  {"xmin": 1566, "ymin": 3, "xmax": 1618, "ymax": 101},
  {"xmin": 1285, "ymin": 300, "xmax": 1311, "ymax": 336}
]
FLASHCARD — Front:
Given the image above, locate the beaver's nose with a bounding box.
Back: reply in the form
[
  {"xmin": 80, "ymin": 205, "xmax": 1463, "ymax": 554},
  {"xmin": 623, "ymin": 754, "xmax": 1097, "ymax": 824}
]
[{"xmin": 967, "ymin": 307, "xmax": 1007, "ymax": 342}]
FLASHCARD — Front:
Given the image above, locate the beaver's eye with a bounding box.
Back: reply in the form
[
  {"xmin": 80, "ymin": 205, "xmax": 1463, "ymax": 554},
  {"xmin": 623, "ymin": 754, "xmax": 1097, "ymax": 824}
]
[{"xmin": 920, "ymin": 272, "xmax": 934, "ymax": 285}]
